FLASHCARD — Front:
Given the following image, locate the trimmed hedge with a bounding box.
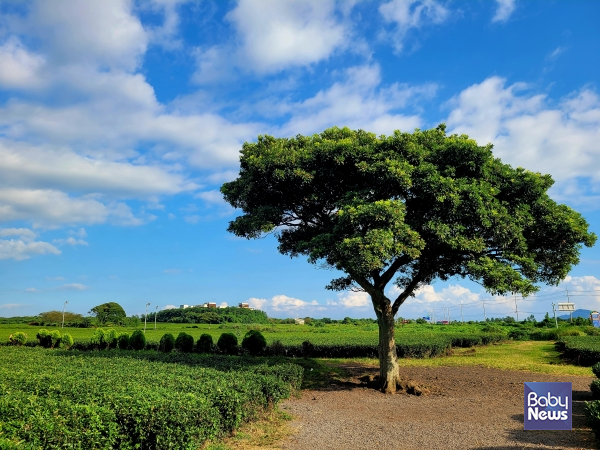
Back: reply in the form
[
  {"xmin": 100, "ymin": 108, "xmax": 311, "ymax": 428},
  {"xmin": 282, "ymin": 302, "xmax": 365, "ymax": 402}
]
[
  {"xmin": 556, "ymin": 336, "xmax": 600, "ymax": 366},
  {"xmin": 0, "ymin": 347, "xmax": 303, "ymax": 449}
]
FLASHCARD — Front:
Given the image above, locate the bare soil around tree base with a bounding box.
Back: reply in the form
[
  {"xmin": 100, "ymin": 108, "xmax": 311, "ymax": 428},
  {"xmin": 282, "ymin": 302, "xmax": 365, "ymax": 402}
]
[{"xmin": 280, "ymin": 365, "xmax": 597, "ymax": 450}]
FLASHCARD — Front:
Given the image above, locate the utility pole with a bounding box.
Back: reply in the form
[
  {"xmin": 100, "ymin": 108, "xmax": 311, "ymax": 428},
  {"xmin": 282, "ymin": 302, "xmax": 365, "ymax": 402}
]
[
  {"xmin": 566, "ymin": 288, "xmax": 573, "ymax": 323},
  {"xmin": 482, "ymin": 299, "xmax": 487, "ymax": 322},
  {"xmin": 460, "ymin": 299, "xmax": 464, "ymax": 324},
  {"xmin": 144, "ymin": 302, "xmax": 150, "ymax": 334},
  {"xmin": 62, "ymin": 300, "xmax": 68, "ymax": 328},
  {"xmin": 514, "ymin": 293, "xmax": 519, "ymax": 322},
  {"xmin": 552, "ymin": 303, "xmax": 558, "ymax": 329},
  {"xmin": 154, "ymin": 305, "xmax": 159, "ymax": 330}
]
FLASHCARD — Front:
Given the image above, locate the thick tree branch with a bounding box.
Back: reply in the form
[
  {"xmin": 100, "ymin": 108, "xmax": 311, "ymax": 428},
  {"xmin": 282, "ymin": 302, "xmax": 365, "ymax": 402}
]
[
  {"xmin": 391, "ymin": 273, "xmax": 422, "ymax": 316},
  {"xmin": 376, "ymin": 255, "xmax": 412, "ymax": 290}
]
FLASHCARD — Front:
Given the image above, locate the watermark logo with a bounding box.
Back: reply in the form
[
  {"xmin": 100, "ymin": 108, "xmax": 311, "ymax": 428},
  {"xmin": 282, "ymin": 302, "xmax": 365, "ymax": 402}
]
[{"xmin": 524, "ymin": 382, "xmax": 572, "ymax": 430}]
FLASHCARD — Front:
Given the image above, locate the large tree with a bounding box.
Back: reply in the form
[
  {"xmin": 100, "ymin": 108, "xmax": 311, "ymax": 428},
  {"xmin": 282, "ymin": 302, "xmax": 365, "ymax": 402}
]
[
  {"xmin": 221, "ymin": 125, "xmax": 596, "ymax": 393},
  {"xmin": 89, "ymin": 302, "xmax": 126, "ymax": 325}
]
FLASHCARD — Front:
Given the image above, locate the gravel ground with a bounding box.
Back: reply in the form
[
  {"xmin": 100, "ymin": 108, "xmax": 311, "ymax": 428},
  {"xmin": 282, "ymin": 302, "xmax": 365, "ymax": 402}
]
[{"xmin": 280, "ymin": 366, "xmax": 597, "ymax": 450}]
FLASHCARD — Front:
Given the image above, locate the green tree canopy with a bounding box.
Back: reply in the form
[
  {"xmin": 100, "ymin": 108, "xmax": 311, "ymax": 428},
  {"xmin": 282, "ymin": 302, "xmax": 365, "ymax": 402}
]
[
  {"xmin": 89, "ymin": 302, "xmax": 126, "ymax": 325},
  {"xmin": 221, "ymin": 125, "xmax": 596, "ymax": 393}
]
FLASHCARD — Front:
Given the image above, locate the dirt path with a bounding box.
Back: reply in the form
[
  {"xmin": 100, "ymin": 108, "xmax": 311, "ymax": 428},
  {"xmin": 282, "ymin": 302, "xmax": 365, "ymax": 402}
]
[{"xmin": 279, "ymin": 366, "xmax": 597, "ymax": 449}]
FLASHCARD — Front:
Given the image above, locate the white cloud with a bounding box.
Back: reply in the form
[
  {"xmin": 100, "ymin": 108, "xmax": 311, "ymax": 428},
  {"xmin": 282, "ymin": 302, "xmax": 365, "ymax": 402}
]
[
  {"xmin": 25, "ymin": 287, "xmax": 38, "ymax": 292},
  {"xmin": 46, "ymin": 276, "xmax": 65, "ymax": 281},
  {"xmin": 69, "ymin": 228, "xmax": 87, "ymax": 238},
  {"xmin": 0, "ymin": 188, "xmax": 155, "ymax": 228},
  {"xmin": 226, "ymin": 0, "xmax": 349, "ymax": 73},
  {"xmin": 163, "ymin": 268, "xmax": 181, "ymax": 274},
  {"xmin": 337, "ymin": 291, "xmax": 370, "ymax": 308},
  {"xmin": 58, "ymin": 283, "xmax": 88, "ymax": 290},
  {"xmin": 25, "ymin": 0, "xmax": 148, "ymax": 71},
  {"xmin": 0, "ymin": 303, "xmax": 24, "ymax": 309},
  {"xmin": 194, "ymin": 190, "xmax": 224, "ymax": 204},
  {"xmin": 163, "ymin": 304, "xmax": 178, "ymax": 310},
  {"xmin": 247, "ymin": 294, "xmax": 321, "ymax": 312},
  {"xmin": 279, "ymin": 64, "xmax": 433, "ymax": 136},
  {"xmin": 184, "ymin": 215, "xmax": 200, "ymax": 224},
  {"xmin": 247, "ymin": 297, "xmax": 267, "ymax": 310},
  {"xmin": 379, "ymin": 0, "xmax": 449, "ymax": 52},
  {"xmin": 0, "ymin": 37, "xmax": 46, "ymax": 89},
  {"xmin": 0, "ymin": 230, "xmax": 61, "ymax": 260},
  {"xmin": 52, "ymin": 237, "xmax": 88, "ymax": 246},
  {"xmin": 0, "ymin": 228, "xmax": 37, "ymax": 240},
  {"xmin": 446, "ymin": 77, "xmax": 600, "ymax": 207},
  {"xmin": 219, "ymin": 302, "xmax": 228, "ymax": 308},
  {"xmin": 492, "ymin": 0, "xmax": 516, "ymax": 23}
]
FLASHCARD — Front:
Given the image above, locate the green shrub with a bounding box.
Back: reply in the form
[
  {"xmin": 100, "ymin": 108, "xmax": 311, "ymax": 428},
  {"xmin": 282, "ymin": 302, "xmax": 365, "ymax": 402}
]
[
  {"xmin": 50, "ymin": 330, "xmax": 62, "ymax": 349},
  {"xmin": 242, "ymin": 330, "xmax": 267, "ymax": 356},
  {"xmin": 117, "ymin": 333, "xmax": 130, "ymax": 350},
  {"xmin": 90, "ymin": 328, "xmax": 107, "ymax": 349},
  {"xmin": 8, "ymin": 332, "xmax": 27, "ymax": 346},
  {"xmin": 175, "ymin": 332, "xmax": 194, "ymax": 353},
  {"xmin": 105, "ymin": 329, "xmax": 119, "ymax": 349},
  {"xmin": 129, "ymin": 330, "xmax": 146, "ymax": 351},
  {"xmin": 268, "ymin": 340, "xmax": 286, "ymax": 356},
  {"xmin": 302, "ymin": 340, "xmax": 315, "ymax": 358},
  {"xmin": 159, "ymin": 333, "xmax": 176, "ymax": 352},
  {"xmin": 585, "ymin": 400, "xmax": 600, "ymax": 439},
  {"xmin": 217, "ymin": 333, "xmax": 238, "ymax": 355},
  {"xmin": 508, "ymin": 329, "xmax": 530, "ymax": 341},
  {"xmin": 60, "ymin": 333, "xmax": 74, "ymax": 349},
  {"xmin": 36, "ymin": 329, "xmax": 52, "ymax": 348},
  {"xmin": 196, "ymin": 334, "xmax": 213, "ymax": 353}
]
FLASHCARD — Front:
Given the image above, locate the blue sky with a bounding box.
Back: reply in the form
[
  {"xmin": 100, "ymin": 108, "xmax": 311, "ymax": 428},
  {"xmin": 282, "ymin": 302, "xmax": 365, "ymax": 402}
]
[{"xmin": 0, "ymin": 0, "xmax": 599, "ymax": 321}]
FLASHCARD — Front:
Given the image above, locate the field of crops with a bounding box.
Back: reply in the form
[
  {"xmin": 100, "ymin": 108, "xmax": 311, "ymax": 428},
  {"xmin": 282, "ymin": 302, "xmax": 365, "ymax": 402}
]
[
  {"xmin": 557, "ymin": 336, "xmax": 600, "ymax": 366},
  {"xmin": 0, "ymin": 347, "xmax": 302, "ymax": 449}
]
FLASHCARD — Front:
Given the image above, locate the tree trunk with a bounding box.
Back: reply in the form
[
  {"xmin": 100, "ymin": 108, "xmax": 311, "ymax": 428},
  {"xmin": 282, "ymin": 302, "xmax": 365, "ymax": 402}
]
[{"xmin": 375, "ymin": 301, "xmax": 400, "ymax": 394}]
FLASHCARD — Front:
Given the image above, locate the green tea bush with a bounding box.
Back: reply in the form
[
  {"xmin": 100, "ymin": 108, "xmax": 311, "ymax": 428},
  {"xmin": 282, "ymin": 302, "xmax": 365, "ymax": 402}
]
[
  {"xmin": 60, "ymin": 333, "xmax": 74, "ymax": 349},
  {"xmin": 129, "ymin": 330, "xmax": 146, "ymax": 350},
  {"xmin": 557, "ymin": 336, "xmax": 600, "ymax": 365},
  {"xmin": 0, "ymin": 347, "xmax": 303, "ymax": 449},
  {"xmin": 91, "ymin": 328, "xmax": 107, "ymax": 349},
  {"xmin": 530, "ymin": 328, "xmax": 560, "ymax": 341},
  {"xmin": 159, "ymin": 333, "xmax": 176, "ymax": 352},
  {"xmin": 196, "ymin": 333, "xmax": 213, "ymax": 353},
  {"xmin": 50, "ymin": 330, "xmax": 62, "ymax": 348},
  {"xmin": 586, "ymin": 400, "xmax": 600, "ymax": 439},
  {"xmin": 8, "ymin": 332, "xmax": 27, "ymax": 346},
  {"xmin": 36, "ymin": 329, "xmax": 52, "ymax": 348},
  {"xmin": 242, "ymin": 330, "xmax": 267, "ymax": 356},
  {"xmin": 302, "ymin": 340, "xmax": 315, "ymax": 358},
  {"xmin": 217, "ymin": 333, "xmax": 238, "ymax": 355},
  {"xmin": 105, "ymin": 329, "xmax": 119, "ymax": 348},
  {"xmin": 117, "ymin": 333, "xmax": 130, "ymax": 350},
  {"xmin": 508, "ymin": 329, "xmax": 530, "ymax": 341},
  {"xmin": 268, "ymin": 340, "xmax": 286, "ymax": 356},
  {"xmin": 175, "ymin": 332, "xmax": 194, "ymax": 353}
]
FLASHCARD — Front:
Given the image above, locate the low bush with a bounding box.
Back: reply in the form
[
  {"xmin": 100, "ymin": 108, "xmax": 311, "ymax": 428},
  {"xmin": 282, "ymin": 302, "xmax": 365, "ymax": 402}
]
[
  {"xmin": 196, "ymin": 333, "xmax": 213, "ymax": 353},
  {"xmin": 242, "ymin": 330, "xmax": 267, "ymax": 356},
  {"xmin": 117, "ymin": 333, "xmax": 130, "ymax": 350},
  {"xmin": 217, "ymin": 333, "xmax": 238, "ymax": 355},
  {"xmin": 175, "ymin": 332, "xmax": 194, "ymax": 353},
  {"xmin": 159, "ymin": 333, "xmax": 176, "ymax": 352},
  {"xmin": 8, "ymin": 332, "xmax": 27, "ymax": 346},
  {"xmin": 302, "ymin": 340, "xmax": 315, "ymax": 358},
  {"xmin": 508, "ymin": 329, "xmax": 530, "ymax": 341},
  {"xmin": 60, "ymin": 333, "xmax": 74, "ymax": 349},
  {"xmin": 585, "ymin": 400, "xmax": 600, "ymax": 439},
  {"xmin": 129, "ymin": 330, "xmax": 146, "ymax": 351},
  {"xmin": 0, "ymin": 347, "xmax": 303, "ymax": 449},
  {"xmin": 36, "ymin": 329, "xmax": 52, "ymax": 348},
  {"xmin": 557, "ymin": 336, "xmax": 600, "ymax": 366}
]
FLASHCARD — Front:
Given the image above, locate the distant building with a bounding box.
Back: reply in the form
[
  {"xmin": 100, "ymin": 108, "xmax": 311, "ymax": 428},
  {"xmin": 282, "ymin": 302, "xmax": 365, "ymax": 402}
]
[
  {"xmin": 207, "ymin": 302, "xmax": 217, "ymax": 308},
  {"xmin": 294, "ymin": 318, "xmax": 305, "ymax": 325},
  {"xmin": 180, "ymin": 304, "xmax": 190, "ymax": 309},
  {"xmin": 239, "ymin": 303, "xmax": 249, "ymax": 308}
]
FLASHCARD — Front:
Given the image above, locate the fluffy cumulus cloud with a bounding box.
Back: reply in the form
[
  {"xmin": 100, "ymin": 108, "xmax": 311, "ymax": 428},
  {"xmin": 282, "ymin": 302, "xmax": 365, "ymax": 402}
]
[
  {"xmin": 446, "ymin": 77, "xmax": 600, "ymax": 208},
  {"xmin": 277, "ymin": 64, "xmax": 434, "ymax": 136},
  {"xmin": 379, "ymin": 0, "xmax": 450, "ymax": 52},
  {"xmin": 0, "ymin": 0, "xmax": 261, "ymax": 231},
  {"xmin": 336, "ymin": 291, "xmax": 370, "ymax": 308},
  {"xmin": 247, "ymin": 294, "xmax": 322, "ymax": 314},
  {"xmin": 0, "ymin": 227, "xmax": 60, "ymax": 260},
  {"xmin": 225, "ymin": 0, "xmax": 349, "ymax": 73},
  {"xmin": 492, "ymin": 0, "xmax": 516, "ymax": 23}
]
